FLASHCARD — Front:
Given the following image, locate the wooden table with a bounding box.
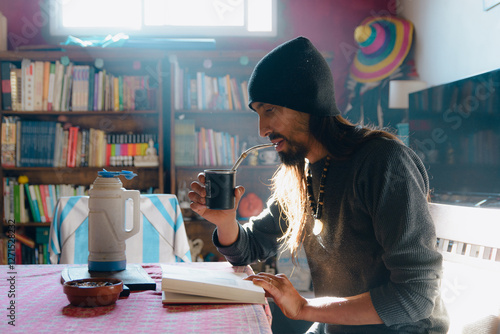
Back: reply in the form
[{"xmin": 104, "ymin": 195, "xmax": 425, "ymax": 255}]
[{"xmin": 0, "ymin": 262, "xmax": 272, "ymax": 333}]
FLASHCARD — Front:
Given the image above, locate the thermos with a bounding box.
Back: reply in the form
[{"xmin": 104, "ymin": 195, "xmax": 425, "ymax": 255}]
[{"xmin": 88, "ymin": 170, "xmax": 140, "ymax": 272}]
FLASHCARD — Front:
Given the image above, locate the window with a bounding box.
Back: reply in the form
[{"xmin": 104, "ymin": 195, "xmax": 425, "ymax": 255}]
[{"xmin": 49, "ymin": 0, "xmax": 277, "ymax": 37}]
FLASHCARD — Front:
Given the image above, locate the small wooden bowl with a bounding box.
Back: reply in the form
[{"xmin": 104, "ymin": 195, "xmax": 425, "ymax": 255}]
[{"xmin": 63, "ymin": 278, "xmax": 123, "ymax": 307}]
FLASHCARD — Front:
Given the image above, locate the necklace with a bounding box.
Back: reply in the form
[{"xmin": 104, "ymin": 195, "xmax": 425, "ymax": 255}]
[{"xmin": 306, "ymin": 156, "xmax": 331, "ymax": 235}]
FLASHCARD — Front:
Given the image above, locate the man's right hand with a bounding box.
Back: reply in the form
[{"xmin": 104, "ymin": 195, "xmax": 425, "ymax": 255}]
[{"xmin": 188, "ymin": 172, "xmax": 245, "ymax": 246}]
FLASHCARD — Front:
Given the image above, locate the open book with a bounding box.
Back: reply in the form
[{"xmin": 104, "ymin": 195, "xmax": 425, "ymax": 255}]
[{"xmin": 161, "ymin": 264, "xmax": 266, "ymax": 304}]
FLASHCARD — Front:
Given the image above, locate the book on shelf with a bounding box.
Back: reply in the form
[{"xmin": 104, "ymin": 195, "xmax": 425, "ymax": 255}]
[
  {"xmin": 24, "ymin": 183, "xmax": 41, "ymax": 223},
  {"xmin": 174, "ymin": 119, "xmax": 196, "ymax": 166},
  {"xmin": 75, "ymin": 130, "xmax": 82, "ymax": 167},
  {"xmin": 10, "ymin": 68, "xmax": 22, "ymax": 111},
  {"xmin": 21, "ymin": 59, "xmax": 35, "ymax": 111},
  {"xmin": 52, "ymin": 60, "xmax": 64, "ymax": 111},
  {"xmin": 1, "ymin": 116, "xmax": 16, "ymax": 167},
  {"xmin": 13, "ymin": 182, "xmax": 21, "ymax": 222},
  {"xmin": 161, "ymin": 264, "xmax": 265, "ymax": 304},
  {"xmin": 66, "ymin": 126, "xmax": 79, "ymax": 167},
  {"xmin": 3, "ymin": 176, "xmax": 13, "ymax": 221},
  {"xmin": 38, "ymin": 184, "xmax": 52, "ymax": 223},
  {"xmin": 33, "ymin": 185, "xmax": 47, "ymax": 223},
  {"xmin": 33, "ymin": 60, "xmax": 44, "ymax": 110},
  {"xmin": 13, "ymin": 181, "xmax": 29, "ymax": 223},
  {"xmin": 1, "ymin": 62, "xmax": 13, "ymax": 110},
  {"xmin": 18, "ymin": 120, "xmax": 57, "ymax": 167},
  {"xmin": 42, "ymin": 61, "xmax": 51, "ymax": 111},
  {"xmin": 15, "ymin": 232, "xmax": 35, "ymax": 249}
]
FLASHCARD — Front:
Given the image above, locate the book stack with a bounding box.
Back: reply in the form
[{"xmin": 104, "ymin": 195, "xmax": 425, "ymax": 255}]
[
  {"xmin": 172, "ymin": 65, "xmax": 249, "ymax": 111},
  {"xmin": 196, "ymin": 127, "xmax": 240, "ymax": 166},
  {"xmin": 0, "ymin": 59, "xmax": 157, "ymax": 112},
  {"xmin": 106, "ymin": 132, "xmax": 157, "ymax": 167},
  {"xmin": 174, "ymin": 119, "xmax": 196, "ymax": 166},
  {"xmin": 174, "ymin": 120, "xmax": 240, "ymax": 167},
  {"xmin": 18, "ymin": 120, "xmax": 58, "ymax": 167},
  {"xmin": 1, "ymin": 117, "xmax": 159, "ymax": 168},
  {"xmin": 2, "ymin": 176, "xmax": 88, "ymax": 223}
]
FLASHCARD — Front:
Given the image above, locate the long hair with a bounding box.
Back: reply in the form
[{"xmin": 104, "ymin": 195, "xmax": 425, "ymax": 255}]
[{"xmin": 271, "ymin": 115, "xmax": 400, "ymax": 262}]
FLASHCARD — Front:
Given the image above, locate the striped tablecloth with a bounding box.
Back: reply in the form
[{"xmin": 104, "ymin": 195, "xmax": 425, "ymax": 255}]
[{"xmin": 0, "ymin": 262, "xmax": 272, "ymax": 333}]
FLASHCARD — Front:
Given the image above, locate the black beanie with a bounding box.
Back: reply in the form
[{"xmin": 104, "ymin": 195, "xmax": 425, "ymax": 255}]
[{"xmin": 248, "ymin": 36, "xmax": 340, "ymax": 117}]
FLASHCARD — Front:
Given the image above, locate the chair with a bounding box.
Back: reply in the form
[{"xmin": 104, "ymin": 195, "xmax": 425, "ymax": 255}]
[
  {"xmin": 49, "ymin": 194, "xmax": 192, "ymax": 265},
  {"xmin": 429, "ymin": 203, "xmax": 500, "ymax": 334}
]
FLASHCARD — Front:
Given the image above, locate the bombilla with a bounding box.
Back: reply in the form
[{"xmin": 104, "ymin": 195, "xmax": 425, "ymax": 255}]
[{"xmin": 230, "ymin": 143, "xmax": 276, "ymax": 171}]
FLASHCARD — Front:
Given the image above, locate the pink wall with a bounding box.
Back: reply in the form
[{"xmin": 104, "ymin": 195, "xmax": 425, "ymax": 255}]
[{"xmin": 0, "ymin": 0, "xmax": 393, "ymax": 109}]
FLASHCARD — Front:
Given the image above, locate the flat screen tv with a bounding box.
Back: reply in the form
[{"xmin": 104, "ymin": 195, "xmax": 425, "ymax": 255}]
[{"xmin": 408, "ymin": 68, "xmax": 500, "ymax": 201}]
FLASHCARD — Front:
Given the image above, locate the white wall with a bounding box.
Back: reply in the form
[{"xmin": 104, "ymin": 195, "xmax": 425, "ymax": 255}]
[{"xmin": 399, "ymin": 0, "xmax": 500, "ymax": 87}]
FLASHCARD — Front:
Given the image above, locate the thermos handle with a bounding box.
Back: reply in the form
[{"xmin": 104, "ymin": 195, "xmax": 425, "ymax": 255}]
[{"xmin": 117, "ymin": 190, "xmax": 141, "ymax": 241}]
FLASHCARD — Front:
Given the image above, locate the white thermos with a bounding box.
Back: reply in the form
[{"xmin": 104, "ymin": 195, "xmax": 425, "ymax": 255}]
[{"xmin": 88, "ymin": 170, "xmax": 140, "ymax": 271}]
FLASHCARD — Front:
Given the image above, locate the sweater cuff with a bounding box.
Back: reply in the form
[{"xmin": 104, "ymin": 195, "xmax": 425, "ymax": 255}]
[
  {"xmin": 370, "ymin": 282, "xmax": 437, "ymax": 327},
  {"xmin": 212, "ymin": 224, "xmax": 247, "ymax": 265},
  {"xmin": 370, "ymin": 287, "xmax": 399, "ymax": 326}
]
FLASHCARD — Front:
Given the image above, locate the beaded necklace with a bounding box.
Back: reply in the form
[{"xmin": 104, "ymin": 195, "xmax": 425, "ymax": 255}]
[{"xmin": 306, "ymin": 156, "xmax": 331, "ymax": 235}]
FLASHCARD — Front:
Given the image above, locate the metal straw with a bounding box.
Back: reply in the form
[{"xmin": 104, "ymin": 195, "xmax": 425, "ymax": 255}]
[{"xmin": 230, "ymin": 143, "xmax": 276, "ymax": 171}]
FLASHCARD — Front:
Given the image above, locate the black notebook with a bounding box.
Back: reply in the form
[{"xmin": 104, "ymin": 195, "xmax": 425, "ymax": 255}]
[{"xmin": 61, "ymin": 264, "xmax": 156, "ymax": 292}]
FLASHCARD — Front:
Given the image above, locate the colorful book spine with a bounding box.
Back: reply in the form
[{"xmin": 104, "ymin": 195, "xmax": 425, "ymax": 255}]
[
  {"xmin": 1, "ymin": 62, "xmax": 12, "ymax": 110},
  {"xmin": 66, "ymin": 126, "xmax": 79, "ymax": 167},
  {"xmin": 42, "ymin": 61, "xmax": 51, "ymax": 111},
  {"xmin": 19, "ymin": 182, "xmax": 28, "ymax": 223},
  {"xmin": 38, "ymin": 185, "xmax": 50, "ymax": 223},
  {"xmin": 47, "ymin": 63, "xmax": 56, "ymax": 111},
  {"xmin": 13, "ymin": 182, "xmax": 21, "ymax": 222},
  {"xmin": 33, "ymin": 185, "xmax": 46, "ymax": 223},
  {"xmin": 52, "ymin": 61, "xmax": 64, "ymax": 111},
  {"xmin": 33, "ymin": 61, "xmax": 44, "ymax": 110},
  {"xmin": 1, "ymin": 117, "xmax": 16, "ymax": 167},
  {"xmin": 10, "ymin": 68, "xmax": 22, "ymax": 111},
  {"xmin": 22, "ymin": 59, "xmax": 35, "ymax": 111},
  {"xmin": 24, "ymin": 184, "xmax": 40, "ymax": 223}
]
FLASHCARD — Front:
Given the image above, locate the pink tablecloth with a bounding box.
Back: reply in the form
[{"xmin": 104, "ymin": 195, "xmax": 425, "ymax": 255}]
[{"xmin": 0, "ymin": 262, "xmax": 272, "ymax": 334}]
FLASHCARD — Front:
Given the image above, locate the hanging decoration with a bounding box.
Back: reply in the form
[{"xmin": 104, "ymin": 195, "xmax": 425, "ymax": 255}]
[{"xmin": 344, "ymin": 16, "xmax": 417, "ymax": 128}]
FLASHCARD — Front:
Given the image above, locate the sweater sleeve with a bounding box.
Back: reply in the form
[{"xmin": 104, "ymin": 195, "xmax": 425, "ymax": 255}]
[
  {"xmin": 356, "ymin": 140, "xmax": 443, "ymax": 326},
  {"xmin": 212, "ymin": 200, "xmax": 285, "ymax": 266}
]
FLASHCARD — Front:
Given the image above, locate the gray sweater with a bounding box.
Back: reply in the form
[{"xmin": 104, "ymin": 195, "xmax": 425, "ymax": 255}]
[{"xmin": 214, "ymin": 138, "xmax": 449, "ymax": 333}]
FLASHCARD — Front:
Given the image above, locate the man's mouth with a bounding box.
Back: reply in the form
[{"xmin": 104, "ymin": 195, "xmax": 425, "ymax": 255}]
[{"xmin": 272, "ymin": 139, "xmax": 285, "ymax": 151}]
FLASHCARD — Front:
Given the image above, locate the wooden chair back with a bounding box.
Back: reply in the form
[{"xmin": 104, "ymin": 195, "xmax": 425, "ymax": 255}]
[{"xmin": 429, "ymin": 203, "xmax": 500, "ymax": 334}]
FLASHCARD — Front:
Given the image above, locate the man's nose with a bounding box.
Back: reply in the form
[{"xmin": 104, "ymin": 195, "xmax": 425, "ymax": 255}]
[{"xmin": 258, "ymin": 117, "xmax": 271, "ymax": 138}]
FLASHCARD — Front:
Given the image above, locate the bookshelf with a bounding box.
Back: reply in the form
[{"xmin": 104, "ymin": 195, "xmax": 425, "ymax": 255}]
[
  {"xmin": 408, "ymin": 68, "xmax": 500, "ymax": 199},
  {"xmin": 0, "ymin": 47, "xmax": 166, "ymax": 264},
  {"xmin": 167, "ymin": 50, "xmax": 280, "ymax": 259}
]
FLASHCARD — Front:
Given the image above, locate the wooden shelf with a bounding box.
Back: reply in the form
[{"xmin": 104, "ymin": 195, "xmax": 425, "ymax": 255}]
[
  {"xmin": 2, "ymin": 222, "xmax": 51, "ymax": 227},
  {"xmin": 2, "ymin": 110, "xmax": 158, "ymax": 116},
  {"xmin": 174, "ymin": 109, "xmax": 251, "ymax": 115},
  {"xmin": 2, "ymin": 166, "xmax": 160, "ymax": 189},
  {"xmin": 0, "ymin": 48, "xmax": 165, "ymax": 62}
]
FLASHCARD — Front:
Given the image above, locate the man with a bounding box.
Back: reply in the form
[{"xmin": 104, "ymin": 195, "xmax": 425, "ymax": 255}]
[{"xmin": 189, "ymin": 37, "xmax": 449, "ymax": 333}]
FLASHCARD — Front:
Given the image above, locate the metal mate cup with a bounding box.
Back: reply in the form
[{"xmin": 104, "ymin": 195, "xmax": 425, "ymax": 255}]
[
  {"xmin": 204, "ymin": 169, "xmax": 236, "ymax": 210},
  {"xmin": 205, "ymin": 143, "xmax": 276, "ymax": 210}
]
